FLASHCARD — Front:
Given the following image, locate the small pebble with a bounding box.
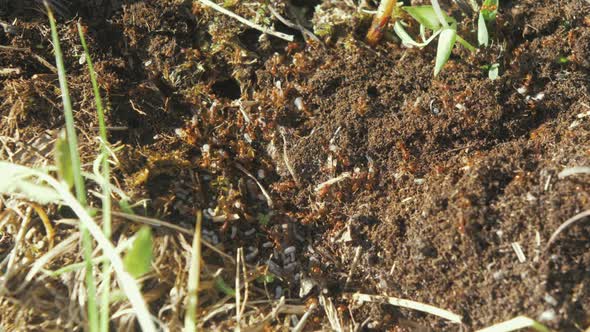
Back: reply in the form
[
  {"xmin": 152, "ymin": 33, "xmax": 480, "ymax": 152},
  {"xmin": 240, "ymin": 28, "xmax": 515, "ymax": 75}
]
[
  {"xmin": 283, "ymin": 262, "xmax": 297, "ymax": 273},
  {"xmin": 544, "ymin": 294, "xmax": 557, "ymax": 306},
  {"xmin": 275, "ymin": 286, "xmax": 282, "ymax": 299},
  {"xmin": 257, "ymin": 169, "xmax": 265, "ymax": 179},
  {"xmin": 245, "ymin": 248, "xmax": 259, "ymax": 261},
  {"xmin": 284, "ymin": 246, "xmax": 296, "ymax": 255},
  {"xmin": 493, "ymin": 270, "xmax": 504, "ymax": 281},
  {"xmin": 538, "ymin": 309, "xmax": 556, "ymax": 322},
  {"xmin": 244, "ymin": 228, "xmax": 256, "ymax": 236}
]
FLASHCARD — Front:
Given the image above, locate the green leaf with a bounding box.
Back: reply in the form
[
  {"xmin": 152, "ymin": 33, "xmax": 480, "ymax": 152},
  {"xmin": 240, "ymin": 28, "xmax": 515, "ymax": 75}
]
[
  {"xmin": 434, "ymin": 27, "xmax": 457, "ymax": 76},
  {"xmin": 256, "ymin": 273, "xmax": 276, "ymax": 284},
  {"xmin": 123, "ymin": 226, "xmax": 153, "ymax": 278},
  {"xmin": 54, "ymin": 129, "xmax": 74, "ymax": 189},
  {"xmin": 557, "ymin": 56, "xmax": 569, "ymax": 64},
  {"xmin": 215, "ymin": 277, "xmax": 236, "ymax": 296},
  {"xmin": 478, "ymin": 12, "xmax": 489, "ymax": 46},
  {"xmin": 118, "ymin": 199, "xmax": 135, "ymax": 215},
  {"xmin": 0, "ymin": 162, "xmax": 61, "ymax": 204},
  {"xmin": 488, "ymin": 63, "xmax": 499, "ymax": 80},
  {"xmin": 481, "ymin": 0, "xmax": 499, "ymax": 21},
  {"xmin": 403, "ymin": 5, "xmax": 454, "ymax": 30}
]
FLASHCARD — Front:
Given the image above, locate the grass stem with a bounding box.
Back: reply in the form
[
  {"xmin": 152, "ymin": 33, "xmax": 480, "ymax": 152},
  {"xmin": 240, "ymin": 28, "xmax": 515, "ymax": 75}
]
[
  {"xmin": 77, "ymin": 22, "xmax": 113, "ymax": 332},
  {"xmin": 46, "ymin": 4, "xmax": 97, "ymax": 331}
]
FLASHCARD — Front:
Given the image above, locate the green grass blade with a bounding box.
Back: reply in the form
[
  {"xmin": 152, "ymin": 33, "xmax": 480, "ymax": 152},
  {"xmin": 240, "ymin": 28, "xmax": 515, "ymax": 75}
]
[
  {"xmin": 77, "ymin": 22, "xmax": 113, "ymax": 332},
  {"xmin": 54, "ymin": 129, "xmax": 74, "ymax": 188},
  {"xmin": 46, "ymin": 5, "xmax": 97, "ymax": 331},
  {"xmin": 456, "ymin": 35, "xmax": 476, "ymax": 52},
  {"xmin": 46, "ymin": 1, "xmax": 85, "ymax": 205},
  {"xmin": 10, "ymin": 163, "xmax": 157, "ymax": 331}
]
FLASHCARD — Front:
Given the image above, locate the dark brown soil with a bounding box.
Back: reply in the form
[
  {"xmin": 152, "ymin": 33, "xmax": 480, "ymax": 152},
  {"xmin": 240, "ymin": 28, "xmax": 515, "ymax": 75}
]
[{"xmin": 1, "ymin": 0, "xmax": 589, "ymax": 330}]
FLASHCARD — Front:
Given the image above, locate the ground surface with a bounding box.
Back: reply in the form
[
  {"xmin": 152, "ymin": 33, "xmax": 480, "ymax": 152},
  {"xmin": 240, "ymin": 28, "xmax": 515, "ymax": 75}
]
[{"xmin": 1, "ymin": 0, "xmax": 589, "ymax": 331}]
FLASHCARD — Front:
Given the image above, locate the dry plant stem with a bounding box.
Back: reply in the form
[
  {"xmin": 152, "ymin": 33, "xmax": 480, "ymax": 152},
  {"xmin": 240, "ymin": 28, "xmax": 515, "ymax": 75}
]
[
  {"xmin": 314, "ymin": 172, "xmax": 351, "ymax": 193},
  {"xmin": 3, "ymin": 206, "xmax": 33, "ymax": 284},
  {"xmin": 110, "ymin": 211, "xmax": 236, "ymax": 264},
  {"xmin": 344, "ymin": 246, "xmax": 362, "ymax": 288},
  {"xmin": 279, "ymin": 128, "xmax": 299, "ymax": 186},
  {"xmin": 238, "ymin": 249, "xmax": 248, "ymax": 320},
  {"xmin": 267, "ymin": 5, "xmax": 320, "ymax": 43},
  {"xmin": 353, "ymin": 293, "xmax": 462, "ymax": 323},
  {"xmin": 29, "ymin": 202, "xmax": 55, "ymax": 249},
  {"xmin": 30, "ymin": 167, "xmax": 156, "ymax": 332},
  {"xmin": 545, "ymin": 209, "xmax": 590, "ymax": 250},
  {"xmin": 320, "ymin": 295, "xmax": 343, "ymax": 331},
  {"xmin": 184, "ymin": 211, "xmax": 203, "ymax": 332},
  {"xmin": 196, "ymin": 0, "xmax": 294, "ymax": 42},
  {"xmin": 235, "ymin": 248, "xmax": 243, "ymax": 331},
  {"xmin": 292, "ymin": 304, "xmax": 316, "ymax": 332},
  {"xmin": 366, "ymin": 0, "xmax": 396, "ymax": 46},
  {"xmin": 233, "ymin": 248, "xmax": 250, "ymax": 331},
  {"xmin": 0, "ymin": 45, "xmax": 58, "ymax": 73},
  {"xmin": 23, "ymin": 233, "xmax": 79, "ymax": 284},
  {"xmin": 235, "ymin": 163, "xmax": 274, "ymax": 208}
]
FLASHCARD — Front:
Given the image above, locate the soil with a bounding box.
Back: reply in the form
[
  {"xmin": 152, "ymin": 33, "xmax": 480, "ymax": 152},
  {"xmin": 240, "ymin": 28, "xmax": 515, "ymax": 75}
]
[{"xmin": 1, "ymin": 0, "xmax": 589, "ymax": 331}]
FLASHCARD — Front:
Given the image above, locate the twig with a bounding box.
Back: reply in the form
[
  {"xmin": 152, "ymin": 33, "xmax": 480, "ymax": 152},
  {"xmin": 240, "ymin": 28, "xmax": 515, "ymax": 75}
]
[
  {"xmin": 268, "ymin": 5, "xmax": 320, "ymax": 43},
  {"xmin": 314, "ymin": 172, "xmax": 352, "ymax": 193},
  {"xmin": 320, "ymin": 295, "xmax": 343, "ymax": 332},
  {"xmin": 0, "ymin": 68, "xmax": 21, "ymax": 76},
  {"xmin": 353, "ymin": 293, "xmax": 462, "ymax": 324},
  {"xmin": 0, "ymin": 45, "xmax": 58, "ymax": 73},
  {"xmin": 234, "ymin": 162, "xmax": 274, "ymax": 208},
  {"xmin": 476, "ymin": 316, "xmax": 550, "ymax": 332},
  {"xmin": 235, "ymin": 247, "xmax": 243, "ymax": 331},
  {"xmin": 110, "ymin": 211, "xmax": 236, "ymax": 264},
  {"xmin": 279, "ymin": 127, "xmax": 299, "ymax": 186},
  {"xmin": 19, "ymin": 233, "xmax": 79, "ymax": 289},
  {"xmin": 196, "ymin": 0, "xmax": 294, "ymax": 42},
  {"xmin": 345, "ymin": 246, "xmax": 362, "ymax": 288},
  {"xmin": 4, "ymin": 206, "xmax": 33, "ymax": 281},
  {"xmin": 184, "ymin": 211, "xmax": 203, "ymax": 332},
  {"xmin": 558, "ymin": 166, "xmax": 590, "ymax": 179},
  {"xmin": 238, "ymin": 248, "xmax": 248, "ymax": 322},
  {"xmin": 292, "ymin": 303, "xmax": 317, "ymax": 332},
  {"xmin": 545, "ymin": 210, "xmax": 590, "ymax": 251}
]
